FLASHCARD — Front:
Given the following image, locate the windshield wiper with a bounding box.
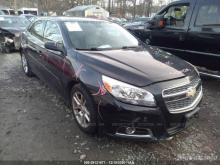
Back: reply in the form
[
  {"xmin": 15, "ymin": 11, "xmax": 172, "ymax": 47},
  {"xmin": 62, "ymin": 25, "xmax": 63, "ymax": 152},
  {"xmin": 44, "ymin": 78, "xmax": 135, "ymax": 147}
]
[
  {"xmin": 75, "ymin": 48, "xmax": 90, "ymax": 50},
  {"xmin": 122, "ymin": 46, "xmax": 141, "ymax": 49},
  {"xmin": 90, "ymin": 47, "xmax": 112, "ymax": 51},
  {"xmin": 76, "ymin": 47, "xmax": 112, "ymax": 51}
]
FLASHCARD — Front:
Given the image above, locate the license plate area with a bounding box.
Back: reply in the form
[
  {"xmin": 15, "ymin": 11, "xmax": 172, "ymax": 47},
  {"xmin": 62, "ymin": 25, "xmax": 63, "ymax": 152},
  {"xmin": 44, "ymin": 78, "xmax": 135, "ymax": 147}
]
[{"xmin": 183, "ymin": 107, "xmax": 200, "ymax": 128}]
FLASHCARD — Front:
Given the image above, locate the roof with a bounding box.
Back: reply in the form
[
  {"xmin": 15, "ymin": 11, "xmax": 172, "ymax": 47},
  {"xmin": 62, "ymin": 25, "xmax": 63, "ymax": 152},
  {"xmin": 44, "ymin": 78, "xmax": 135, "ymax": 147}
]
[
  {"xmin": 18, "ymin": 8, "xmax": 38, "ymax": 10},
  {"xmin": 66, "ymin": 5, "xmax": 101, "ymax": 12}
]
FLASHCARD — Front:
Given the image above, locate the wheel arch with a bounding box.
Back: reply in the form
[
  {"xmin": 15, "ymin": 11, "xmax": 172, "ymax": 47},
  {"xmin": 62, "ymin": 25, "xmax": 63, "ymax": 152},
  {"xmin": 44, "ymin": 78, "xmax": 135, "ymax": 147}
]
[{"xmin": 66, "ymin": 80, "xmax": 91, "ymax": 103}]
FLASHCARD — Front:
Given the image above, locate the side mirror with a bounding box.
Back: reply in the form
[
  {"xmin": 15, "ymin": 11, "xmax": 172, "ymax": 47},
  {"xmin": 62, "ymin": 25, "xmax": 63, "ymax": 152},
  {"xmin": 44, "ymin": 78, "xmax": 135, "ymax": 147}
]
[
  {"xmin": 148, "ymin": 15, "xmax": 165, "ymax": 30},
  {"xmin": 44, "ymin": 41, "xmax": 63, "ymax": 53}
]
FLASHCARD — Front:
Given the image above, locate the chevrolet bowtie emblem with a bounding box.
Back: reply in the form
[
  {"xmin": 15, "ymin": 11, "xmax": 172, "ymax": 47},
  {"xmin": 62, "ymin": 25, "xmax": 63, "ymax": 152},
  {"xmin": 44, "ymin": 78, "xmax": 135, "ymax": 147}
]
[{"xmin": 187, "ymin": 87, "xmax": 196, "ymax": 98}]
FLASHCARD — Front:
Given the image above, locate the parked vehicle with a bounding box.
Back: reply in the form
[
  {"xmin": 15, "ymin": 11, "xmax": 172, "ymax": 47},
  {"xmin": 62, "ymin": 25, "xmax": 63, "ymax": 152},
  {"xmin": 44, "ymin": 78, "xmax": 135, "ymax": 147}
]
[
  {"xmin": 19, "ymin": 14, "xmax": 37, "ymax": 21},
  {"xmin": 20, "ymin": 17, "xmax": 202, "ymax": 141},
  {"xmin": 121, "ymin": 18, "xmax": 127, "ymax": 22},
  {"xmin": 123, "ymin": 17, "xmax": 150, "ymax": 27},
  {"xmin": 123, "ymin": 21, "xmax": 148, "ymax": 29},
  {"xmin": 0, "ymin": 9, "xmax": 15, "ymax": 15},
  {"xmin": 126, "ymin": 0, "xmax": 220, "ymax": 78},
  {"xmin": 0, "ymin": 16, "xmax": 30, "ymax": 53},
  {"xmin": 133, "ymin": 17, "xmax": 150, "ymax": 23},
  {"xmin": 18, "ymin": 8, "xmax": 38, "ymax": 16},
  {"xmin": 0, "ymin": 10, "xmax": 5, "ymax": 15}
]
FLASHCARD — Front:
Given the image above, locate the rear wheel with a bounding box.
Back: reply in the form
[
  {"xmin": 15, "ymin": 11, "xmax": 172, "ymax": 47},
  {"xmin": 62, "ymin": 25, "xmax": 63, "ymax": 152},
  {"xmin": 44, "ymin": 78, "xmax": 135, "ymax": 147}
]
[
  {"xmin": 21, "ymin": 52, "xmax": 34, "ymax": 77},
  {"xmin": 70, "ymin": 84, "xmax": 97, "ymax": 134}
]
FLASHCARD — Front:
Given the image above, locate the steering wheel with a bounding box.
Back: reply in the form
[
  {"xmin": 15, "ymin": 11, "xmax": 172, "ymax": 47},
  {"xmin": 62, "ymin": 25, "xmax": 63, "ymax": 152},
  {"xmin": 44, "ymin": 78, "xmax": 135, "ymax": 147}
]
[{"xmin": 167, "ymin": 16, "xmax": 176, "ymax": 25}]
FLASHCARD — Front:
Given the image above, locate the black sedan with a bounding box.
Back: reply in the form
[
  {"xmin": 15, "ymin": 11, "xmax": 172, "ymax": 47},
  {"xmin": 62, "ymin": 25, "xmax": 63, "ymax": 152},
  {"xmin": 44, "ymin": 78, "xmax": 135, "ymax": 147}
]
[{"xmin": 20, "ymin": 17, "xmax": 202, "ymax": 141}]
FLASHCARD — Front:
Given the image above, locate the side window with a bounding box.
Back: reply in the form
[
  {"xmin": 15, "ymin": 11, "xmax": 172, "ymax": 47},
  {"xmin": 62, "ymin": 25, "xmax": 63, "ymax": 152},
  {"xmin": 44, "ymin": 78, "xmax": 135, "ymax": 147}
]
[
  {"xmin": 44, "ymin": 21, "xmax": 62, "ymax": 43},
  {"xmin": 162, "ymin": 3, "xmax": 189, "ymax": 26},
  {"xmin": 29, "ymin": 20, "xmax": 45, "ymax": 41},
  {"xmin": 195, "ymin": 0, "xmax": 220, "ymax": 26}
]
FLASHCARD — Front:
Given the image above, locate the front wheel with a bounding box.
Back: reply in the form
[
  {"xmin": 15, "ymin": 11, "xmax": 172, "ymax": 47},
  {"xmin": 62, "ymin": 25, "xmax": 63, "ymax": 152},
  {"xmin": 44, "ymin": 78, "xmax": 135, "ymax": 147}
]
[
  {"xmin": 70, "ymin": 84, "xmax": 97, "ymax": 134},
  {"xmin": 21, "ymin": 53, "xmax": 34, "ymax": 77}
]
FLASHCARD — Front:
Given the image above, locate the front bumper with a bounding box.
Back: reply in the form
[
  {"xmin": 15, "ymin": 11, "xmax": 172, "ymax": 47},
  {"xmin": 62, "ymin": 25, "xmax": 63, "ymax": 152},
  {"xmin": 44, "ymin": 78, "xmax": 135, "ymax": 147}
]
[
  {"xmin": 98, "ymin": 98, "xmax": 202, "ymax": 141},
  {"xmin": 96, "ymin": 75, "xmax": 202, "ymax": 141}
]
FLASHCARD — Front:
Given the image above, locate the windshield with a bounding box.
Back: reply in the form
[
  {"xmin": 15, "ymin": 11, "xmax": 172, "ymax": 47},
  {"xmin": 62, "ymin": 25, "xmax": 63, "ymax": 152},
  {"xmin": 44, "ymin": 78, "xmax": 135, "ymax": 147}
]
[
  {"xmin": 65, "ymin": 21, "xmax": 139, "ymax": 50},
  {"xmin": 0, "ymin": 16, "xmax": 30, "ymax": 27}
]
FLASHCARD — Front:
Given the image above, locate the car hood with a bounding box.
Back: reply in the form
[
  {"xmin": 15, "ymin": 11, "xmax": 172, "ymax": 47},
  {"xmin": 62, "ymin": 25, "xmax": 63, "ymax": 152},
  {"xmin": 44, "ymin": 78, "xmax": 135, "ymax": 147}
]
[
  {"xmin": 0, "ymin": 27, "xmax": 27, "ymax": 34},
  {"xmin": 77, "ymin": 47, "xmax": 196, "ymax": 87}
]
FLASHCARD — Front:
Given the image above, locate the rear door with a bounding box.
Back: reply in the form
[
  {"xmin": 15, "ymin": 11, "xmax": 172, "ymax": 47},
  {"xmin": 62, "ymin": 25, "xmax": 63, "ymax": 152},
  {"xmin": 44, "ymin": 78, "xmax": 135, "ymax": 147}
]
[
  {"xmin": 26, "ymin": 20, "xmax": 46, "ymax": 76},
  {"xmin": 185, "ymin": 0, "xmax": 220, "ymax": 70}
]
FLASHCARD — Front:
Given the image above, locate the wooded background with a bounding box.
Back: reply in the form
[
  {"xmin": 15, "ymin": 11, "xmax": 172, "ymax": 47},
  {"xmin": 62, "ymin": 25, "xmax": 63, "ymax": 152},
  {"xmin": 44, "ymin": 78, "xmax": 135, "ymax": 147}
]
[{"xmin": 0, "ymin": 0, "xmax": 175, "ymax": 18}]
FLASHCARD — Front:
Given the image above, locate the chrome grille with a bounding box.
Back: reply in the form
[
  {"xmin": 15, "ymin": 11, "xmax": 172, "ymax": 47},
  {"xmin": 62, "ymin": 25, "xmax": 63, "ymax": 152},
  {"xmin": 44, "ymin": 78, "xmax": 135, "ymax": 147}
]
[
  {"xmin": 163, "ymin": 77, "xmax": 202, "ymax": 113},
  {"xmin": 163, "ymin": 77, "xmax": 201, "ymax": 96},
  {"xmin": 166, "ymin": 86, "xmax": 202, "ymax": 111}
]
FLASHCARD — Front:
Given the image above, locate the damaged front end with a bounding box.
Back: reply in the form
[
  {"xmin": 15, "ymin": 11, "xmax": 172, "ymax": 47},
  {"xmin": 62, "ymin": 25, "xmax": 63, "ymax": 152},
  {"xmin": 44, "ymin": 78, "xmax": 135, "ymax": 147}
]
[{"xmin": 0, "ymin": 28, "xmax": 22, "ymax": 53}]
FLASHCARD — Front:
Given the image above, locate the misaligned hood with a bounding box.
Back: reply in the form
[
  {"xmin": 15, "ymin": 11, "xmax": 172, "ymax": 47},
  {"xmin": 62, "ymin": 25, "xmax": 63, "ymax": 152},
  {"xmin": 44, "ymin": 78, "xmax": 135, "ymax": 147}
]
[
  {"xmin": 0, "ymin": 27, "xmax": 27, "ymax": 35},
  {"xmin": 76, "ymin": 47, "xmax": 195, "ymax": 87}
]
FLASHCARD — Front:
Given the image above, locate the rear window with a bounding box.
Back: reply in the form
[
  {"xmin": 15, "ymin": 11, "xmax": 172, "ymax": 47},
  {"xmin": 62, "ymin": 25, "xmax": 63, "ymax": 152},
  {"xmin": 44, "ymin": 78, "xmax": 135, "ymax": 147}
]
[{"xmin": 195, "ymin": 0, "xmax": 220, "ymax": 26}]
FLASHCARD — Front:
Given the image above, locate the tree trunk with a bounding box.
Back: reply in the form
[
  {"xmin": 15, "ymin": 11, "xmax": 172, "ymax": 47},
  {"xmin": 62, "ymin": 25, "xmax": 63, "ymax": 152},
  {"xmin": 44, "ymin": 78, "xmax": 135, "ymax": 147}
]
[{"xmin": 133, "ymin": 0, "xmax": 136, "ymax": 19}]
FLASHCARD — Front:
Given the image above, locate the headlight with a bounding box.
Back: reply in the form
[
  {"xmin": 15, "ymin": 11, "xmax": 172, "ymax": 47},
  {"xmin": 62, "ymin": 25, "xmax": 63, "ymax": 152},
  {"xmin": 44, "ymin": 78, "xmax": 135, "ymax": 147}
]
[{"xmin": 102, "ymin": 75, "xmax": 157, "ymax": 107}]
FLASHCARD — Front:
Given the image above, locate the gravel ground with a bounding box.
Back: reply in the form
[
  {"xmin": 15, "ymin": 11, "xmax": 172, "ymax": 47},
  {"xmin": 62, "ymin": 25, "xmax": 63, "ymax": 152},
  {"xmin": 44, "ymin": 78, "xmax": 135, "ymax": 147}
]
[{"xmin": 0, "ymin": 52, "xmax": 220, "ymax": 164}]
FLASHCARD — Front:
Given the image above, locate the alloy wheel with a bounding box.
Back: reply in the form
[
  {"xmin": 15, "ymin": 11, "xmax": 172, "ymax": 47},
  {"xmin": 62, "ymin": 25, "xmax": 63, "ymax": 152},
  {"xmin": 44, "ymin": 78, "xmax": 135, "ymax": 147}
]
[
  {"xmin": 21, "ymin": 54, "xmax": 28, "ymax": 73},
  {"xmin": 72, "ymin": 92, "xmax": 90, "ymax": 128}
]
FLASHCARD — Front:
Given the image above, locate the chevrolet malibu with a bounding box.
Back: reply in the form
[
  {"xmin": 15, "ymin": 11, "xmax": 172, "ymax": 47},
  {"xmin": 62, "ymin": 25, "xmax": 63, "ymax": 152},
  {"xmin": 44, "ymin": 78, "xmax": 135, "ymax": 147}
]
[{"xmin": 20, "ymin": 17, "xmax": 203, "ymax": 141}]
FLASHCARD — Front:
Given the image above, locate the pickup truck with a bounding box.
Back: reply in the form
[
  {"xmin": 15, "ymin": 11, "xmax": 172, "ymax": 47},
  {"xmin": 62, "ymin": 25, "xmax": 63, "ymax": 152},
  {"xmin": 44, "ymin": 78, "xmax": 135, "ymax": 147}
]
[{"xmin": 125, "ymin": 0, "xmax": 220, "ymax": 78}]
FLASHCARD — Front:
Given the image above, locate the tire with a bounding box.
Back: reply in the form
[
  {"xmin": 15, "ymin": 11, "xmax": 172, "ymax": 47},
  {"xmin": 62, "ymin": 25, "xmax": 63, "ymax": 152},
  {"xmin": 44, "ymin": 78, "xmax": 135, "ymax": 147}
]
[
  {"xmin": 70, "ymin": 84, "xmax": 97, "ymax": 134},
  {"xmin": 21, "ymin": 52, "xmax": 34, "ymax": 77}
]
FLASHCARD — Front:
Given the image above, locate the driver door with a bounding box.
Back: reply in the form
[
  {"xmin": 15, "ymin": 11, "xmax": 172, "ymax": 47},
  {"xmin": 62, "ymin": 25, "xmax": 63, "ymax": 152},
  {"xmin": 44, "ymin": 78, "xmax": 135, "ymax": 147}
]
[{"xmin": 145, "ymin": 1, "xmax": 195, "ymax": 52}]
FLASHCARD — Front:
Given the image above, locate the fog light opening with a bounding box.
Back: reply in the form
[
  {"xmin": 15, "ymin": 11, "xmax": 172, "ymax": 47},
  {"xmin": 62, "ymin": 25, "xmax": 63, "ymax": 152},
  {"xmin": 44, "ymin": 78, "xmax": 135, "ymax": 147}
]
[{"xmin": 126, "ymin": 127, "xmax": 136, "ymax": 135}]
